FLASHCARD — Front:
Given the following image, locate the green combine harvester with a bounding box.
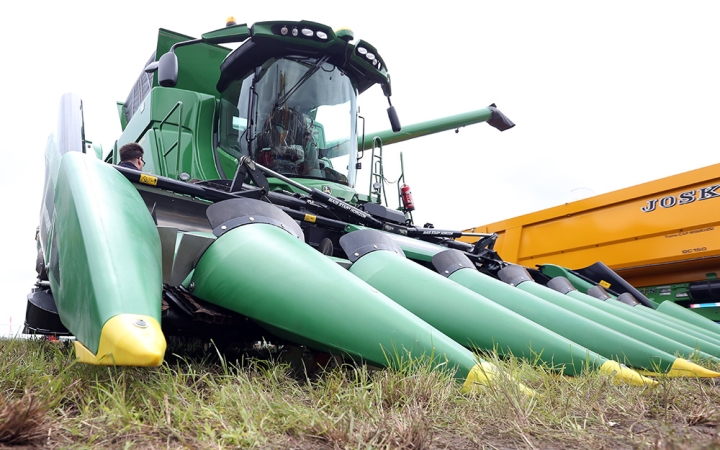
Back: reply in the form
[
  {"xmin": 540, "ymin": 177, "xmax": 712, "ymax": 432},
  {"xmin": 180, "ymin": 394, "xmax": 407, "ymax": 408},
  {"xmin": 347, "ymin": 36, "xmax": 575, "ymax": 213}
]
[{"xmin": 27, "ymin": 19, "xmax": 720, "ymax": 388}]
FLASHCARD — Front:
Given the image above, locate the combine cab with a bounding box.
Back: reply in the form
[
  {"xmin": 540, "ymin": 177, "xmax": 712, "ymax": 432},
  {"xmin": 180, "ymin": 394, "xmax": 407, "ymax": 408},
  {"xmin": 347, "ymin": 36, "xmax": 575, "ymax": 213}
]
[{"xmin": 25, "ymin": 19, "xmax": 720, "ymax": 386}]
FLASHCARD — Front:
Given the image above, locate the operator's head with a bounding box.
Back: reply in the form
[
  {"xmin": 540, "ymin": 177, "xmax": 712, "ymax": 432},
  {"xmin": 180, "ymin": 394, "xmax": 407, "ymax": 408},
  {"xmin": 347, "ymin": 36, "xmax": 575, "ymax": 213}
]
[{"xmin": 119, "ymin": 142, "xmax": 145, "ymax": 170}]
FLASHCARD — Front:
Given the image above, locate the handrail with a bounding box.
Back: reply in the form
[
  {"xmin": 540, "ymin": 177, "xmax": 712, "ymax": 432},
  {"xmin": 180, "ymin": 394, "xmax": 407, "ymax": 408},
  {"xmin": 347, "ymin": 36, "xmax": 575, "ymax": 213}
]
[
  {"xmin": 368, "ymin": 136, "xmax": 386, "ymax": 206},
  {"xmin": 158, "ymin": 101, "xmax": 184, "ymax": 178}
]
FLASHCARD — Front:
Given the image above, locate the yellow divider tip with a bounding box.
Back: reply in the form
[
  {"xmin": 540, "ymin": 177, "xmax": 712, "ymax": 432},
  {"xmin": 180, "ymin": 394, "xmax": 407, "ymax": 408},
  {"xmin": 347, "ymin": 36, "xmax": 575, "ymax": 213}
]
[
  {"xmin": 666, "ymin": 359, "xmax": 720, "ymax": 378},
  {"xmin": 600, "ymin": 361, "xmax": 657, "ymax": 386},
  {"xmin": 462, "ymin": 362, "xmax": 536, "ymax": 397},
  {"xmin": 75, "ymin": 314, "xmax": 166, "ymax": 366}
]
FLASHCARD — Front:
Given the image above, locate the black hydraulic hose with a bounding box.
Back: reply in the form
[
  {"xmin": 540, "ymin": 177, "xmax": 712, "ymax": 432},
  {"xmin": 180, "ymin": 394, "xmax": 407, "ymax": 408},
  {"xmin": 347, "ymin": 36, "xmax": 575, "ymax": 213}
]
[
  {"xmin": 307, "ymin": 188, "xmax": 384, "ymax": 229},
  {"xmin": 115, "ymin": 164, "xmax": 499, "ymax": 262},
  {"xmin": 114, "ymin": 166, "xmax": 263, "ymax": 202}
]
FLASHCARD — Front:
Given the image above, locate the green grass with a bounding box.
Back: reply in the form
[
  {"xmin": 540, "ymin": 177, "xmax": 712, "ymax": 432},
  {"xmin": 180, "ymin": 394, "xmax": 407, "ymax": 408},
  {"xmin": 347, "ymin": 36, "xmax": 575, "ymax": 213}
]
[{"xmin": 1, "ymin": 338, "xmax": 719, "ymax": 449}]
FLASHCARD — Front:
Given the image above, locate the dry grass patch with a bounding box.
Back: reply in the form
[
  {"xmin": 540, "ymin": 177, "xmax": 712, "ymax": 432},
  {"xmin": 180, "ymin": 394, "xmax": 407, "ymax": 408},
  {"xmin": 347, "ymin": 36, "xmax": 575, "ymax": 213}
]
[
  {"xmin": 0, "ymin": 392, "xmax": 50, "ymax": 446},
  {"xmin": 1, "ymin": 337, "xmax": 720, "ymax": 449}
]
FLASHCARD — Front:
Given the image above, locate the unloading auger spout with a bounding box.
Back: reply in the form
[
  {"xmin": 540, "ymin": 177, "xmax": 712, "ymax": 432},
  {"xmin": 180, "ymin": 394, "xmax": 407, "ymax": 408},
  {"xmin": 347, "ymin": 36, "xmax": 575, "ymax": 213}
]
[{"xmin": 360, "ymin": 104, "xmax": 516, "ymax": 150}]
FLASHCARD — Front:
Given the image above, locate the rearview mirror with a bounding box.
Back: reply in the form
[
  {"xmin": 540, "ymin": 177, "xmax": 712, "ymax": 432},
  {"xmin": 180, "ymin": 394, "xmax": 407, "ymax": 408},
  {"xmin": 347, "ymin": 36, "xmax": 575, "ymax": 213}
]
[
  {"xmin": 387, "ymin": 105, "xmax": 401, "ymax": 132},
  {"xmin": 157, "ymin": 52, "xmax": 179, "ymax": 87}
]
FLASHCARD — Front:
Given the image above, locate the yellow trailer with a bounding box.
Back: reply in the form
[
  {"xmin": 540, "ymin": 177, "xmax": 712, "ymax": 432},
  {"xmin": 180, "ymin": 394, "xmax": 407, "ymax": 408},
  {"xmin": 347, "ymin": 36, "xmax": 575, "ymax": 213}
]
[{"xmin": 463, "ymin": 163, "xmax": 720, "ymax": 320}]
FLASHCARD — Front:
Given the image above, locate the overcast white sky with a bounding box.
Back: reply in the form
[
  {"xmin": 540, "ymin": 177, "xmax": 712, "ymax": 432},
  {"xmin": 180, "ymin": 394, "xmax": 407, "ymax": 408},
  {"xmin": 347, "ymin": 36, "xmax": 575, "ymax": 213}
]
[{"xmin": 0, "ymin": 1, "xmax": 718, "ymax": 333}]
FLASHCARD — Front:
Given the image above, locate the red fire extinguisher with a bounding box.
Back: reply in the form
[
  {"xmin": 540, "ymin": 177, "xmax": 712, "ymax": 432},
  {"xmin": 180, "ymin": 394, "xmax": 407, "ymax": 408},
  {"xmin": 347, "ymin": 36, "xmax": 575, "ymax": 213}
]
[{"xmin": 400, "ymin": 184, "xmax": 415, "ymax": 212}]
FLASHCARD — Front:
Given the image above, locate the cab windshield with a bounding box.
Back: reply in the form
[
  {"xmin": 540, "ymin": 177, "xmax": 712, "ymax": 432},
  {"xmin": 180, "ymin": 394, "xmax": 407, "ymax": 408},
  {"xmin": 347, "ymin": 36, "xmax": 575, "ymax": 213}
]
[{"xmin": 220, "ymin": 57, "xmax": 358, "ymax": 186}]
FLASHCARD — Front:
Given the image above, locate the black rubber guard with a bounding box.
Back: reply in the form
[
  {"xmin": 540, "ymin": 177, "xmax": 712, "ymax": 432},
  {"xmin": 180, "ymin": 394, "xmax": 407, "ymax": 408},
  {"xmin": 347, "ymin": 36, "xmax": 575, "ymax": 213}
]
[
  {"xmin": 431, "ymin": 249, "xmax": 475, "ymax": 278},
  {"xmin": 338, "ymin": 229, "xmax": 406, "ymax": 263},
  {"xmin": 206, "ymin": 197, "xmax": 304, "ymax": 240},
  {"xmin": 497, "ymin": 264, "xmax": 534, "ymax": 286},
  {"xmin": 546, "ymin": 276, "xmax": 578, "ymax": 295}
]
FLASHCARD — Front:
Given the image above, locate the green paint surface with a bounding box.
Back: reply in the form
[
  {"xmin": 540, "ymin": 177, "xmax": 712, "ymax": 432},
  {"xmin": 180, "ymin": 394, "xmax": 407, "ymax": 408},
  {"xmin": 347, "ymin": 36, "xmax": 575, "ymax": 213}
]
[{"xmin": 190, "ymin": 223, "xmax": 481, "ymax": 379}]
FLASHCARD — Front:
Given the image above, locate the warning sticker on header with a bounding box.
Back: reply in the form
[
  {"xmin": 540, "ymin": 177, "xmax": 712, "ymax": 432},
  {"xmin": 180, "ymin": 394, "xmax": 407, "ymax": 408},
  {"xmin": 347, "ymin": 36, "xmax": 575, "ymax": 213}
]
[{"xmin": 139, "ymin": 174, "xmax": 158, "ymax": 186}]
